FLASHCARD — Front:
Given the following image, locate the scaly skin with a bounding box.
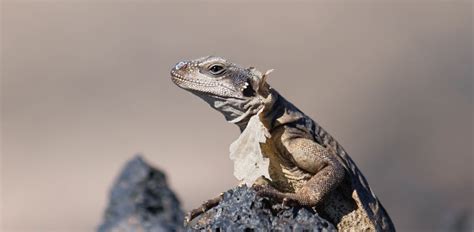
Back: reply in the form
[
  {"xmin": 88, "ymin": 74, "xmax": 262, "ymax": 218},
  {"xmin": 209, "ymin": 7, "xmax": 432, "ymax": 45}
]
[{"xmin": 171, "ymin": 56, "xmax": 395, "ymax": 231}]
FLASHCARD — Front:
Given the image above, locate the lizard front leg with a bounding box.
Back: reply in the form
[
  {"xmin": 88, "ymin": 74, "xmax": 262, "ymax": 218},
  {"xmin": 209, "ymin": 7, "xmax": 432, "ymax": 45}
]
[{"xmin": 257, "ymin": 137, "xmax": 345, "ymax": 207}]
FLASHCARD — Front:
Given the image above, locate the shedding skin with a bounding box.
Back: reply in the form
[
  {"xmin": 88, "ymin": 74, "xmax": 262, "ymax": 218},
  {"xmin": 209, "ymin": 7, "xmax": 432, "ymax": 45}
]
[{"xmin": 171, "ymin": 56, "xmax": 395, "ymax": 231}]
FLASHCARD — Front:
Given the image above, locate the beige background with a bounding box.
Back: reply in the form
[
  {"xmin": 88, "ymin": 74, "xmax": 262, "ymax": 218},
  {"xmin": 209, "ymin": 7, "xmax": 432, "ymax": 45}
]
[{"xmin": 1, "ymin": 1, "xmax": 473, "ymax": 231}]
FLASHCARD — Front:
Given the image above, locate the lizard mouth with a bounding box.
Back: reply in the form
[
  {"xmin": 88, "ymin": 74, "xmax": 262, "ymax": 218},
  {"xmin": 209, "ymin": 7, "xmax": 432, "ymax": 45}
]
[
  {"xmin": 171, "ymin": 74, "xmax": 248, "ymax": 100},
  {"xmin": 170, "ymin": 69, "xmax": 189, "ymax": 84}
]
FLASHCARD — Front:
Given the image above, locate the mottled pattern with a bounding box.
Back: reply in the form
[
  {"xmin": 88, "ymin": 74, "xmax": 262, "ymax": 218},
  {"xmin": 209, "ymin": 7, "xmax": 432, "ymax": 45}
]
[{"xmin": 171, "ymin": 56, "xmax": 395, "ymax": 231}]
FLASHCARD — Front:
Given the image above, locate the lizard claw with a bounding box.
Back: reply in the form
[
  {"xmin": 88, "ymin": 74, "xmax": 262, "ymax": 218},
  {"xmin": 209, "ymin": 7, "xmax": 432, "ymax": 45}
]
[
  {"xmin": 184, "ymin": 214, "xmax": 191, "ymax": 224},
  {"xmin": 184, "ymin": 207, "xmax": 205, "ymax": 224}
]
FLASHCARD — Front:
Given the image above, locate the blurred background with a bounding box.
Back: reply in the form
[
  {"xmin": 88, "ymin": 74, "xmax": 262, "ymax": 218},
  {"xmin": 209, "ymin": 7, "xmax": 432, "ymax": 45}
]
[{"xmin": 1, "ymin": 1, "xmax": 472, "ymax": 231}]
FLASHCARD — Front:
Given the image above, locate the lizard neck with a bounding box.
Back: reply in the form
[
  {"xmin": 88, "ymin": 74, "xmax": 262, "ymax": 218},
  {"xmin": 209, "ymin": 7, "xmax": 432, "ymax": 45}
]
[
  {"xmin": 200, "ymin": 94, "xmax": 264, "ymax": 131},
  {"xmin": 229, "ymin": 90, "xmax": 278, "ymax": 132},
  {"xmin": 257, "ymin": 89, "xmax": 306, "ymax": 131},
  {"xmin": 223, "ymin": 88, "xmax": 305, "ymax": 132},
  {"xmin": 231, "ymin": 97, "xmax": 265, "ymax": 132}
]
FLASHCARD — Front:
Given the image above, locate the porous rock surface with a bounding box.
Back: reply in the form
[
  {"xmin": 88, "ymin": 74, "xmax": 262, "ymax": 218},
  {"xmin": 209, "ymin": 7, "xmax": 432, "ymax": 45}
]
[
  {"xmin": 186, "ymin": 185, "xmax": 336, "ymax": 232},
  {"xmin": 98, "ymin": 155, "xmax": 184, "ymax": 232},
  {"xmin": 98, "ymin": 156, "xmax": 336, "ymax": 231}
]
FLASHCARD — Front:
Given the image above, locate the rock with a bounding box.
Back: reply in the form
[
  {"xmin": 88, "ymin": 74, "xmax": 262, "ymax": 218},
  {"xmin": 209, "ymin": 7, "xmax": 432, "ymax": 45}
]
[
  {"xmin": 98, "ymin": 156, "xmax": 335, "ymax": 231},
  {"xmin": 98, "ymin": 155, "xmax": 184, "ymax": 232},
  {"xmin": 186, "ymin": 185, "xmax": 336, "ymax": 232},
  {"xmin": 441, "ymin": 208, "xmax": 474, "ymax": 232}
]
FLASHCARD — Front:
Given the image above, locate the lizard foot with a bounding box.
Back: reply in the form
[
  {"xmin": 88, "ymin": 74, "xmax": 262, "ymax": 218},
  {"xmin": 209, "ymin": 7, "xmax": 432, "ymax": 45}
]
[{"xmin": 253, "ymin": 185, "xmax": 299, "ymax": 207}]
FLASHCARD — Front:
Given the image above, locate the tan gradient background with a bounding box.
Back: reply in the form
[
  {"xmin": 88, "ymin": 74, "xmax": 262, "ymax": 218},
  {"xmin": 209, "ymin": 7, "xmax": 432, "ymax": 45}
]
[{"xmin": 1, "ymin": 1, "xmax": 473, "ymax": 231}]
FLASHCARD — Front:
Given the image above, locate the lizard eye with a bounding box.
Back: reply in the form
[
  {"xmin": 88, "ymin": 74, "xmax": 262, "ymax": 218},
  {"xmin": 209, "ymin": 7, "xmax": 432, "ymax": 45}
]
[{"xmin": 208, "ymin": 64, "xmax": 225, "ymax": 75}]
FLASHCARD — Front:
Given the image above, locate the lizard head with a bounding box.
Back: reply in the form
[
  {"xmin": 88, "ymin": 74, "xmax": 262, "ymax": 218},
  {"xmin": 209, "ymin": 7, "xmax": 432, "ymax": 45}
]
[{"xmin": 171, "ymin": 56, "xmax": 273, "ymax": 126}]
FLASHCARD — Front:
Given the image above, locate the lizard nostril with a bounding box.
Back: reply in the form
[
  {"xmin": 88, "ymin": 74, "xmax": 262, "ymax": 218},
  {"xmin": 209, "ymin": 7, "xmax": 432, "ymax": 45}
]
[{"xmin": 174, "ymin": 61, "xmax": 188, "ymax": 70}]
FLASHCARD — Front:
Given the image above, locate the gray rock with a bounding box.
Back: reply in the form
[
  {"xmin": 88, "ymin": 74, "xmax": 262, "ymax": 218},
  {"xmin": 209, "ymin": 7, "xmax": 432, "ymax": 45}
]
[
  {"xmin": 98, "ymin": 156, "xmax": 336, "ymax": 231},
  {"xmin": 186, "ymin": 185, "xmax": 336, "ymax": 232},
  {"xmin": 98, "ymin": 155, "xmax": 184, "ymax": 232},
  {"xmin": 441, "ymin": 208, "xmax": 474, "ymax": 232}
]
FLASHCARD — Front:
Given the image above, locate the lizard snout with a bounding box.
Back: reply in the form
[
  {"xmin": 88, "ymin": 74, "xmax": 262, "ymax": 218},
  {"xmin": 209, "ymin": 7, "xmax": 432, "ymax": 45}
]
[
  {"xmin": 174, "ymin": 61, "xmax": 188, "ymax": 71},
  {"xmin": 171, "ymin": 61, "xmax": 190, "ymax": 80}
]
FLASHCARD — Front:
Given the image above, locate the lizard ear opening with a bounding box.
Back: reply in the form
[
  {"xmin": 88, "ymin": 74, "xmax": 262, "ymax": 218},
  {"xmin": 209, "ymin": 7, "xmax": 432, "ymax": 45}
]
[{"xmin": 242, "ymin": 79, "xmax": 256, "ymax": 97}]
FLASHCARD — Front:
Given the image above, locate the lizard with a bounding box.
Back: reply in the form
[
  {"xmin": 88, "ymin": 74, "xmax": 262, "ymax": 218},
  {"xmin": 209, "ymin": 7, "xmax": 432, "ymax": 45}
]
[{"xmin": 170, "ymin": 56, "xmax": 395, "ymax": 231}]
